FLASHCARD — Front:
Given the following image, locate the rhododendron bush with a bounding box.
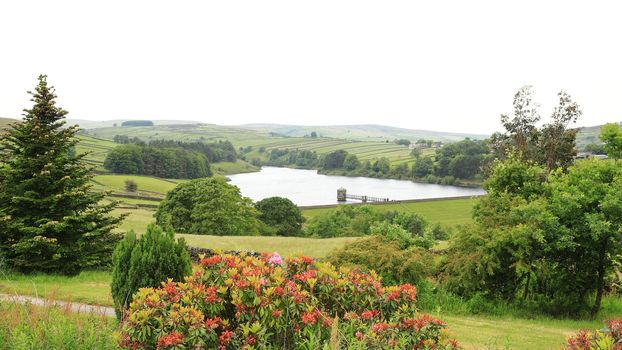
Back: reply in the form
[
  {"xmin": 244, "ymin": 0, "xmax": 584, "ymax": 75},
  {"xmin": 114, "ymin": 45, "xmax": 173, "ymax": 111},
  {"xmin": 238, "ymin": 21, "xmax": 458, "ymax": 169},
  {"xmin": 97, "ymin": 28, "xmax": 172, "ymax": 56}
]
[
  {"xmin": 565, "ymin": 319, "xmax": 622, "ymax": 350},
  {"xmin": 118, "ymin": 252, "xmax": 460, "ymax": 349}
]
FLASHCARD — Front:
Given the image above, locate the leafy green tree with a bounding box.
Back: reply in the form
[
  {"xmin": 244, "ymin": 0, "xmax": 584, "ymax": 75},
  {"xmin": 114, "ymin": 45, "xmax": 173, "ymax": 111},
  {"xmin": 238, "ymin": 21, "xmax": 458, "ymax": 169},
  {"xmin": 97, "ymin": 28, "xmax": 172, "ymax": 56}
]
[
  {"xmin": 0, "ymin": 75, "xmax": 123, "ymax": 274},
  {"xmin": 538, "ymin": 92, "xmax": 581, "ymax": 170},
  {"xmin": 255, "ymin": 197, "xmax": 305, "ymax": 236},
  {"xmin": 372, "ymin": 157, "xmax": 391, "ymax": 174},
  {"xmin": 599, "ymin": 123, "xmax": 622, "ymax": 160},
  {"xmin": 343, "ymin": 154, "xmax": 360, "ymax": 170},
  {"xmin": 412, "ymin": 156, "xmax": 434, "ymax": 177},
  {"xmin": 321, "ymin": 150, "xmax": 348, "ymax": 169},
  {"xmin": 111, "ymin": 224, "xmax": 191, "ymax": 318},
  {"xmin": 546, "ymin": 159, "xmax": 622, "ymax": 315},
  {"xmin": 392, "ymin": 163, "xmax": 409, "ymax": 178},
  {"xmin": 443, "ymin": 156, "xmax": 622, "ymax": 316},
  {"xmin": 490, "ymin": 87, "xmax": 581, "ymax": 171},
  {"xmin": 155, "ymin": 177, "xmax": 259, "ymax": 235}
]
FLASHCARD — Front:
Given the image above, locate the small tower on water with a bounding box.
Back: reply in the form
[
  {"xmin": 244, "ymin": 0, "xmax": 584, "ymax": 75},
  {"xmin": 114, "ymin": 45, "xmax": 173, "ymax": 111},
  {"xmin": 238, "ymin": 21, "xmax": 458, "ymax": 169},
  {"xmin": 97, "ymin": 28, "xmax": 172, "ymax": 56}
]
[{"xmin": 337, "ymin": 187, "xmax": 347, "ymax": 202}]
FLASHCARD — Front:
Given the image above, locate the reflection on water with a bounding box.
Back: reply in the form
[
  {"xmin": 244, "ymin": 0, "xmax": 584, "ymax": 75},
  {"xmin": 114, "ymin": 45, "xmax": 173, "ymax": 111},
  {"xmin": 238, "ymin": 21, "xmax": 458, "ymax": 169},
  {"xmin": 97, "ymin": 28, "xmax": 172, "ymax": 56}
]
[{"xmin": 228, "ymin": 167, "xmax": 485, "ymax": 206}]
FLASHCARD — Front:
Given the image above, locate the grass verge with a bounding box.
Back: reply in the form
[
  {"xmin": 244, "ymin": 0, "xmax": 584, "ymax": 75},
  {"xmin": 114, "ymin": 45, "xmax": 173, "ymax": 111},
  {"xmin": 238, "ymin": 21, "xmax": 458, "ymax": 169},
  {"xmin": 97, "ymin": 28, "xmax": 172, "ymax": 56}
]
[{"xmin": 0, "ymin": 301, "xmax": 119, "ymax": 349}]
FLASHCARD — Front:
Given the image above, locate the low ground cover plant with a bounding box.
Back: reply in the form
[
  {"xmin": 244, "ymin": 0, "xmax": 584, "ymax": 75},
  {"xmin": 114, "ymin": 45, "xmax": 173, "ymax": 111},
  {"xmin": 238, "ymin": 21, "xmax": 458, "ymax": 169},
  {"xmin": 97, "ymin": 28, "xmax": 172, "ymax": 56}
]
[
  {"xmin": 118, "ymin": 252, "xmax": 460, "ymax": 349},
  {"xmin": 565, "ymin": 319, "xmax": 622, "ymax": 350}
]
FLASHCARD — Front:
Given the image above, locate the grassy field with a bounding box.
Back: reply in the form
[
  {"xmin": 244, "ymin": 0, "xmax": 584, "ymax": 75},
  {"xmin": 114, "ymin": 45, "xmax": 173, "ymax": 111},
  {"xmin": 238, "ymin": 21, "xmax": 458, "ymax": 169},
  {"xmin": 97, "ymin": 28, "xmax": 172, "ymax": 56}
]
[
  {"xmin": 178, "ymin": 234, "xmax": 359, "ymax": 258},
  {"xmin": 301, "ymin": 197, "xmax": 477, "ymax": 228},
  {"xmin": 93, "ymin": 174, "xmax": 184, "ymax": 197},
  {"xmin": 0, "ymin": 271, "xmax": 113, "ymax": 306},
  {"xmin": 75, "ymin": 135, "xmax": 117, "ymax": 170},
  {"xmin": 84, "ymin": 124, "xmax": 426, "ymax": 167},
  {"xmin": 442, "ymin": 314, "xmax": 601, "ymax": 350}
]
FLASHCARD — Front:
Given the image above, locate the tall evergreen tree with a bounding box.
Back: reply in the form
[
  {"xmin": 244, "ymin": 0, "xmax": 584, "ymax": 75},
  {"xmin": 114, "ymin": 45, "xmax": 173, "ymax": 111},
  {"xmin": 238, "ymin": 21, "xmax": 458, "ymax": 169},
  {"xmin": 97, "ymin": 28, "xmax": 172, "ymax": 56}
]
[{"xmin": 0, "ymin": 75, "xmax": 123, "ymax": 274}]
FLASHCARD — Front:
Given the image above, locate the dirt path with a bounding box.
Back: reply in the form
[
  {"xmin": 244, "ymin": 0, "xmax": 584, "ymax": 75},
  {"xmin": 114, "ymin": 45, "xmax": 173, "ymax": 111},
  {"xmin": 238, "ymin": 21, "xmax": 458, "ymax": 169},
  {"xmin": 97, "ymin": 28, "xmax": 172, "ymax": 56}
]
[{"xmin": 0, "ymin": 293, "xmax": 115, "ymax": 317}]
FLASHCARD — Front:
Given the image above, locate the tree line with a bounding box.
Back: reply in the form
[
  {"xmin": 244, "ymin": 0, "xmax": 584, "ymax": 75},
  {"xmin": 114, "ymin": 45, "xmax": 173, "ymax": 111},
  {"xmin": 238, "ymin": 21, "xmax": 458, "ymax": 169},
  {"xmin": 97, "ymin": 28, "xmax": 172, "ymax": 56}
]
[{"xmin": 104, "ymin": 139, "xmax": 239, "ymax": 179}]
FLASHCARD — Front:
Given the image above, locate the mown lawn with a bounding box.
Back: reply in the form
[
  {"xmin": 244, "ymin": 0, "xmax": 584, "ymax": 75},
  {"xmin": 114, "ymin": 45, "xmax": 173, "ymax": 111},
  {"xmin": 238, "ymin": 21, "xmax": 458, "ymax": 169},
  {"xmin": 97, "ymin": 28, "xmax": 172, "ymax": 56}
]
[
  {"xmin": 302, "ymin": 197, "xmax": 477, "ymax": 228},
  {"xmin": 442, "ymin": 314, "xmax": 602, "ymax": 350},
  {"xmin": 177, "ymin": 234, "xmax": 360, "ymax": 258}
]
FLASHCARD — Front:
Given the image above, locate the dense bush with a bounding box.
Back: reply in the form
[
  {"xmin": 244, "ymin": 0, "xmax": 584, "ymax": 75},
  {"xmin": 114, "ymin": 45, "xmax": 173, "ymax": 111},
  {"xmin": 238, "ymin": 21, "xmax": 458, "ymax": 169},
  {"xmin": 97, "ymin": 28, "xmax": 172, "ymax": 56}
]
[
  {"xmin": 255, "ymin": 197, "xmax": 305, "ymax": 236},
  {"xmin": 327, "ymin": 236, "xmax": 433, "ymax": 286},
  {"xmin": 565, "ymin": 319, "xmax": 622, "ymax": 350},
  {"xmin": 111, "ymin": 224, "xmax": 192, "ymax": 317},
  {"xmin": 155, "ymin": 177, "xmax": 260, "ymax": 235},
  {"xmin": 118, "ymin": 253, "xmax": 459, "ymax": 349},
  {"xmin": 304, "ymin": 206, "xmax": 442, "ymax": 247},
  {"xmin": 304, "ymin": 205, "xmax": 384, "ymax": 237}
]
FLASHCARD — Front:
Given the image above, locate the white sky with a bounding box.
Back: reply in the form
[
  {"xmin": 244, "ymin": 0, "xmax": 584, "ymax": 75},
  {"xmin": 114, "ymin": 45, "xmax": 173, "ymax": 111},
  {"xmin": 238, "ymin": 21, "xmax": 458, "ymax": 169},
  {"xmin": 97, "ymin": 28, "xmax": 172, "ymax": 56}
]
[{"xmin": 1, "ymin": 0, "xmax": 621, "ymax": 134}]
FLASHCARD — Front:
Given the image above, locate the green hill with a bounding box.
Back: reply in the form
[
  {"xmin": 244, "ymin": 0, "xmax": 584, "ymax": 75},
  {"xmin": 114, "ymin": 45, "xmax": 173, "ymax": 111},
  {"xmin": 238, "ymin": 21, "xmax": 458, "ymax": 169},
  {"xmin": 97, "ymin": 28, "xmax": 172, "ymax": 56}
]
[
  {"xmin": 0, "ymin": 117, "xmax": 17, "ymax": 131},
  {"xmin": 239, "ymin": 123, "xmax": 488, "ymax": 142},
  {"xmin": 83, "ymin": 123, "xmax": 426, "ymax": 168}
]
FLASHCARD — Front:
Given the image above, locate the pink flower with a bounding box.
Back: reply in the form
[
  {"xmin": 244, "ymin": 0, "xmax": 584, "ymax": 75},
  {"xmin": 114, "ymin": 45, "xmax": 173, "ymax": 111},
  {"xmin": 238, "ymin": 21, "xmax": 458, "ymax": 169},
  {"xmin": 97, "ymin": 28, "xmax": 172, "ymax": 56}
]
[{"xmin": 268, "ymin": 252, "xmax": 283, "ymax": 265}]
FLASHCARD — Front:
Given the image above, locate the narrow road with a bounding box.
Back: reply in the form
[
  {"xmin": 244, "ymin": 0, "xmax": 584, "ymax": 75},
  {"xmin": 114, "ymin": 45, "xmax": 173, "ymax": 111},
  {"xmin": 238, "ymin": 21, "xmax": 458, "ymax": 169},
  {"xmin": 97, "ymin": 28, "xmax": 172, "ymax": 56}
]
[{"xmin": 0, "ymin": 293, "xmax": 115, "ymax": 317}]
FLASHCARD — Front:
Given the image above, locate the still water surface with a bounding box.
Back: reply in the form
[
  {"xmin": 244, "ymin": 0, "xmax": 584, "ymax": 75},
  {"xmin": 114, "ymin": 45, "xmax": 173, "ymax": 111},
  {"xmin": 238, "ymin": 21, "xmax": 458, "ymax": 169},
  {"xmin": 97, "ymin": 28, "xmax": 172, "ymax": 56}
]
[{"xmin": 228, "ymin": 167, "xmax": 485, "ymax": 206}]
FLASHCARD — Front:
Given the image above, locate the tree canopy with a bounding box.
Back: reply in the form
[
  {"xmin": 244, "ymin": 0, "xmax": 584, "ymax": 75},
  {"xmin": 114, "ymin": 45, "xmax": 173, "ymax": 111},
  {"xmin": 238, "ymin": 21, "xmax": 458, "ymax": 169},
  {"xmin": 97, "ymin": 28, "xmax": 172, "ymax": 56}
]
[
  {"xmin": 255, "ymin": 196, "xmax": 305, "ymax": 236},
  {"xmin": 443, "ymin": 156, "xmax": 622, "ymax": 316},
  {"xmin": 155, "ymin": 177, "xmax": 259, "ymax": 235},
  {"xmin": 490, "ymin": 86, "xmax": 581, "ymax": 171}
]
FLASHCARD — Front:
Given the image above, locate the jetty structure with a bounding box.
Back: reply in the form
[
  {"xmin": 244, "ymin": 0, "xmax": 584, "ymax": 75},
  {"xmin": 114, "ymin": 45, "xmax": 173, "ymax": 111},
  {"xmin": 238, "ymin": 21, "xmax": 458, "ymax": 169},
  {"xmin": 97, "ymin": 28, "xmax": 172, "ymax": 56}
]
[{"xmin": 337, "ymin": 188, "xmax": 390, "ymax": 203}]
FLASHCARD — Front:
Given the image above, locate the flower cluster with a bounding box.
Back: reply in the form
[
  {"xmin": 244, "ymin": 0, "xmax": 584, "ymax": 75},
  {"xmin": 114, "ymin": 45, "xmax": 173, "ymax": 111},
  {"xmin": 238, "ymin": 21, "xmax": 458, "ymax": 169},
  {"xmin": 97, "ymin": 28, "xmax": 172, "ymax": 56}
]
[
  {"xmin": 566, "ymin": 319, "xmax": 622, "ymax": 350},
  {"xmin": 118, "ymin": 252, "xmax": 460, "ymax": 349}
]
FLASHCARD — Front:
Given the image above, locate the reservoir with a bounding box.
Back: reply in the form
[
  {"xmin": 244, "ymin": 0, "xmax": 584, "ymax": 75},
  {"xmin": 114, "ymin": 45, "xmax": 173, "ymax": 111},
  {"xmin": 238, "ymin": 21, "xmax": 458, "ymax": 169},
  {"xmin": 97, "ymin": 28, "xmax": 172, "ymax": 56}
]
[{"xmin": 228, "ymin": 166, "xmax": 485, "ymax": 206}]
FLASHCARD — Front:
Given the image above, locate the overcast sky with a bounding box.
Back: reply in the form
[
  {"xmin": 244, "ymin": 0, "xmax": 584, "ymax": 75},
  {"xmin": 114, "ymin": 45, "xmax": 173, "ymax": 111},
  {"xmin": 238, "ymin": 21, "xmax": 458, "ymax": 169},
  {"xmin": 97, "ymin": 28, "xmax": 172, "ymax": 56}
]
[{"xmin": 1, "ymin": 1, "xmax": 621, "ymax": 134}]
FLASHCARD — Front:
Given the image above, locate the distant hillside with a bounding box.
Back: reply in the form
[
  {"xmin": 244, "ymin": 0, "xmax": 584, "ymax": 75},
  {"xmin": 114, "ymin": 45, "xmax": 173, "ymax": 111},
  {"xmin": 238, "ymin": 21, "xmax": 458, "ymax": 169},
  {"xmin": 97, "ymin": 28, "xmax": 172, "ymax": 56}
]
[
  {"xmin": 575, "ymin": 122, "xmax": 622, "ymax": 149},
  {"xmin": 240, "ymin": 124, "xmax": 488, "ymax": 142},
  {"xmin": 67, "ymin": 119, "xmax": 201, "ymax": 129},
  {"xmin": 0, "ymin": 117, "xmax": 18, "ymax": 132}
]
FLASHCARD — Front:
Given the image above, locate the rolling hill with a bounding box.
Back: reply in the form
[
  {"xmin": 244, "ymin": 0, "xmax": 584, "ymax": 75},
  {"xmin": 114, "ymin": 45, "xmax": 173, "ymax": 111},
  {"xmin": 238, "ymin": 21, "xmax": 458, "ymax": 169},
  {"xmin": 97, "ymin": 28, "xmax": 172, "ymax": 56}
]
[{"xmin": 239, "ymin": 123, "xmax": 489, "ymax": 142}]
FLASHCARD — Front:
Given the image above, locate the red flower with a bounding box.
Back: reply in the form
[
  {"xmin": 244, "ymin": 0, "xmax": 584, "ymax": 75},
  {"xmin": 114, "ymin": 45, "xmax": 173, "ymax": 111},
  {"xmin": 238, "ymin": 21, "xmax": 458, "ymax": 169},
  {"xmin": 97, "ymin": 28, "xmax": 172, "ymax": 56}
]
[
  {"xmin": 157, "ymin": 332, "xmax": 184, "ymax": 348},
  {"xmin": 272, "ymin": 309, "xmax": 282, "ymax": 318},
  {"xmin": 372, "ymin": 322, "xmax": 391, "ymax": 333},
  {"xmin": 204, "ymin": 317, "xmax": 221, "ymax": 330},
  {"xmin": 360, "ymin": 310, "xmax": 379, "ymax": 320},
  {"xmin": 218, "ymin": 330, "xmax": 234, "ymax": 347},
  {"xmin": 355, "ymin": 331, "xmax": 364, "ymax": 340},
  {"xmin": 200, "ymin": 255, "xmax": 221, "ymax": 267}
]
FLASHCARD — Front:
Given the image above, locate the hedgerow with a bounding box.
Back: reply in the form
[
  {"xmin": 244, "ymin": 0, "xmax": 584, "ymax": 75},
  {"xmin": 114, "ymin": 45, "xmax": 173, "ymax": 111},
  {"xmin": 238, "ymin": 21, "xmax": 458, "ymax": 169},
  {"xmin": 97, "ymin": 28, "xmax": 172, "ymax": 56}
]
[{"xmin": 118, "ymin": 253, "xmax": 460, "ymax": 349}]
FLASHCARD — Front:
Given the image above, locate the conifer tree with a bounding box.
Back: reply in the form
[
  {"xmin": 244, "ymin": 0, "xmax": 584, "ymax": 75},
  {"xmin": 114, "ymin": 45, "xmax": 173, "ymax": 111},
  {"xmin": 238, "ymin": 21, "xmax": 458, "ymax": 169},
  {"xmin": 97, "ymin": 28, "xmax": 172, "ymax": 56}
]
[{"xmin": 0, "ymin": 75, "xmax": 123, "ymax": 274}]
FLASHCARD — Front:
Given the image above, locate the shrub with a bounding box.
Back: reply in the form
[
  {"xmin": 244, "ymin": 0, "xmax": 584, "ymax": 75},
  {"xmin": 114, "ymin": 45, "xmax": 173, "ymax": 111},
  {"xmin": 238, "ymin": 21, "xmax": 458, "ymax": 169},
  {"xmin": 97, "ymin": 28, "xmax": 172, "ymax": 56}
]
[
  {"xmin": 327, "ymin": 236, "xmax": 433, "ymax": 286},
  {"xmin": 255, "ymin": 197, "xmax": 305, "ymax": 236},
  {"xmin": 111, "ymin": 224, "xmax": 192, "ymax": 318},
  {"xmin": 124, "ymin": 179, "xmax": 138, "ymax": 192},
  {"xmin": 565, "ymin": 319, "xmax": 622, "ymax": 350},
  {"xmin": 118, "ymin": 253, "xmax": 459, "ymax": 349}
]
